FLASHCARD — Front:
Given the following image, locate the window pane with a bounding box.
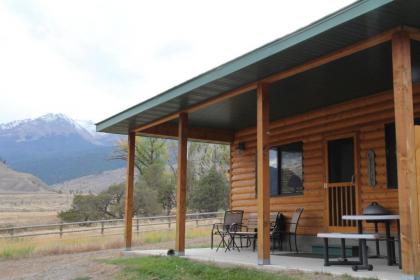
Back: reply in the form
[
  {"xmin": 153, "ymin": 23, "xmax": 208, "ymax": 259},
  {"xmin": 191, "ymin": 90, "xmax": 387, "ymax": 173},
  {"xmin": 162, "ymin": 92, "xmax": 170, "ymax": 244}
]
[
  {"xmin": 279, "ymin": 143, "xmax": 303, "ymax": 194},
  {"xmin": 327, "ymin": 138, "xmax": 354, "ymax": 183},
  {"xmin": 269, "ymin": 149, "xmax": 279, "ymax": 196},
  {"xmin": 385, "ymin": 123, "xmax": 397, "ymax": 188},
  {"xmin": 384, "ymin": 119, "xmax": 420, "ymax": 189}
]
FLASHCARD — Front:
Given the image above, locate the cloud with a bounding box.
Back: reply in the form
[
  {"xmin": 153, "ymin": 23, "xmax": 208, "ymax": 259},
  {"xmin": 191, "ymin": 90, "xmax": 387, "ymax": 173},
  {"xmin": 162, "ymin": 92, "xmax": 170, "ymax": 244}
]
[{"xmin": 0, "ymin": 0, "xmax": 355, "ymax": 123}]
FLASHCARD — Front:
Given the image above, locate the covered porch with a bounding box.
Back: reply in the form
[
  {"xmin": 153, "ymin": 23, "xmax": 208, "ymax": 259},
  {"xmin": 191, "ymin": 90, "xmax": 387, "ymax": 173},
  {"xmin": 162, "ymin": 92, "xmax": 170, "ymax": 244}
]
[{"xmin": 96, "ymin": 1, "xmax": 420, "ymax": 279}]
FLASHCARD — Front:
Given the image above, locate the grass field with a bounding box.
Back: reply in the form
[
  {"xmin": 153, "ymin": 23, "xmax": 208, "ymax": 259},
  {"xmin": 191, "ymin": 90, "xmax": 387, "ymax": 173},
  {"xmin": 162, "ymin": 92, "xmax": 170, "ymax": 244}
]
[
  {"xmin": 109, "ymin": 256, "xmax": 370, "ymax": 280},
  {"xmin": 0, "ymin": 193, "xmax": 73, "ymax": 227},
  {"xmin": 0, "ymin": 227, "xmax": 210, "ymax": 260}
]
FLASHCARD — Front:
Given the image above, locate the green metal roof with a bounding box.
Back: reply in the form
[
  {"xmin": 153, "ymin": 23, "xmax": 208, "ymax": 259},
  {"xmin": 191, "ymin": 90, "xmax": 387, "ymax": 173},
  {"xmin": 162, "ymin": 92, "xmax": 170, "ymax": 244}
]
[{"xmin": 97, "ymin": 0, "xmax": 420, "ymax": 134}]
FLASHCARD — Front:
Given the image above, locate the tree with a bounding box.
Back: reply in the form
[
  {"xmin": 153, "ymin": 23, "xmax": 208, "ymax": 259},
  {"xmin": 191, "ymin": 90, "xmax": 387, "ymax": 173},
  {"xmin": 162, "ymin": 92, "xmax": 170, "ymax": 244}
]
[
  {"xmin": 96, "ymin": 183, "xmax": 125, "ymax": 218},
  {"xmin": 111, "ymin": 137, "xmax": 168, "ymax": 175},
  {"xmin": 113, "ymin": 137, "xmax": 176, "ymax": 216},
  {"xmin": 58, "ymin": 194, "xmax": 104, "ymax": 222},
  {"xmin": 134, "ymin": 161, "xmax": 175, "ymax": 216},
  {"xmin": 133, "ymin": 182, "xmax": 161, "ymax": 217},
  {"xmin": 59, "ymin": 139, "xmax": 231, "ymax": 223},
  {"xmin": 189, "ymin": 165, "xmax": 229, "ymax": 212},
  {"xmin": 186, "ymin": 142, "xmax": 230, "ymax": 209}
]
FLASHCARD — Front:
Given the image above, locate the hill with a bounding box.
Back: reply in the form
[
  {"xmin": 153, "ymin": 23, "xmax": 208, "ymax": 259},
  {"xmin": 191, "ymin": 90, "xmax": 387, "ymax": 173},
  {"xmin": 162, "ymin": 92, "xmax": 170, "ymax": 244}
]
[
  {"xmin": 0, "ymin": 162, "xmax": 51, "ymax": 193},
  {"xmin": 0, "ymin": 113, "xmax": 125, "ymax": 184},
  {"xmin": 52, "ymin": 168, "xmax": 134, "ymax": 194}
]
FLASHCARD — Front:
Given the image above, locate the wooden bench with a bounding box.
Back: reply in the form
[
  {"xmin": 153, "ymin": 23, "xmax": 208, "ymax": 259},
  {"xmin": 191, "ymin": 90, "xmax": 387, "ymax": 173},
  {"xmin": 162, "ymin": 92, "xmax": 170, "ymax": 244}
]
[
  {"xmin": 245, "ymin": 212, "xmax": 278, "ymax": 231},
  {"xmin": 317, "ymin": 232, "xmax": 383, "ymax": 271}
]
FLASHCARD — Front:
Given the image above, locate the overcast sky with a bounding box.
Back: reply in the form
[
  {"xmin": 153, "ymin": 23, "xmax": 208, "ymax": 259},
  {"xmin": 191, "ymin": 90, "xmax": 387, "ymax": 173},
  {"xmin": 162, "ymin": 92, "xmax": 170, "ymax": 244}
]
[{"xmin": 0, "ymin": 0, "xmax": 354, "ymax": 124}]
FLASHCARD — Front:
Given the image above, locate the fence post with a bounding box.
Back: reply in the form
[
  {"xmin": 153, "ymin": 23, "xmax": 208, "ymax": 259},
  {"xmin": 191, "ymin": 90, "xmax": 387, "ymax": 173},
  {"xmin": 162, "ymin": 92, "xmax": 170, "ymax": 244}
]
[
  {"xmin": 136, "ymin": 218, "xmax": 139, "ymax": 233},
  {"xmin": 9, "ymin": 228, "xmax": 14, "ymax": 237},
  {"xmin": 59, "ymin": 224, "xmax": 63, "ymax": 238},
  {"xmin": 168, "ymin": 216, "xmax": 171, "ymax": 229},
  {"xmin": 101, "ymin": 221, "xmax": 105, "ymax": 235},
  {"xmin": 196, "ymin": 214, "xmax": 199, "ymax": 227}
]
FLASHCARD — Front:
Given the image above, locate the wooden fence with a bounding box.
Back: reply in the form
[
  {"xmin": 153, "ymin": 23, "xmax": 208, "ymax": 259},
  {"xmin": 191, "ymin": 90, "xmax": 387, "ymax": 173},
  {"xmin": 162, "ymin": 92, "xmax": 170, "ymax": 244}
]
[{"xmin": 0, "ymin": 211, "xmax": 224, "ymax": 238}]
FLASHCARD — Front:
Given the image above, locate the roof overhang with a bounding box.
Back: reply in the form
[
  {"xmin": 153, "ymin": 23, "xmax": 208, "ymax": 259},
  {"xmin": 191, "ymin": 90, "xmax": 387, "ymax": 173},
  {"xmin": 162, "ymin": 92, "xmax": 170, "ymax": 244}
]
[{"xmin": 96, "ymin": 0, "xmax": 420, "ymax": 139}]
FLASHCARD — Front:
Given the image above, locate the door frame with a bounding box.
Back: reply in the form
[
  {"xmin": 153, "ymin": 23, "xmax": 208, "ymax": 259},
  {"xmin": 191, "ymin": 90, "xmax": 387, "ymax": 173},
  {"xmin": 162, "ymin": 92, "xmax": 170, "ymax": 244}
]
[{"xmin": 323, "ymin": 131, "xmax": 360, "ymax": 232}]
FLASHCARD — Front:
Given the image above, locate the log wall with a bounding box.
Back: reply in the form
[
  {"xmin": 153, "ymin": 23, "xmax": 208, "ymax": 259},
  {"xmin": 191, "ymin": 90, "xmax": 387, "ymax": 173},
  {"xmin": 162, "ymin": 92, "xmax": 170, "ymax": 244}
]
[{"xmin": 230, "ymin": 84, "xmax": 420, "ymax": 235}]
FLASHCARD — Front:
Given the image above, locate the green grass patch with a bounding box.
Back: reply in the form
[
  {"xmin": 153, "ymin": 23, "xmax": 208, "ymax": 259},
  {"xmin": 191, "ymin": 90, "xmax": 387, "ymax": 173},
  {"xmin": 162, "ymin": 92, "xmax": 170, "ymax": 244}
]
[
  {"xmin": 0, "ymin": 239, "xmax": 35, "ymax": 260},
  {"xmin": 112, "ymin": 256, "xmax": 374, "ymax": 280},
  {"xmin": 138, "ymin": 227, "xmax": 208, "ymax": 245},
  {"xmin": 110, "ymin": 256, "xmax": 298, "ymax": 280}
]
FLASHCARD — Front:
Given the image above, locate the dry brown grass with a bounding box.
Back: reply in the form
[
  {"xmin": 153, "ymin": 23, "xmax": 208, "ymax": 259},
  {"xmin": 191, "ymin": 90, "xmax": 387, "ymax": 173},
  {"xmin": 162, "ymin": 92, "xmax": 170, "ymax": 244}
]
[
  {"xmin": 0, "ymin": 226, "xmax": 211, "ymax": 260},
  {"xmin": 0, "ymin": 193, "xmax": 73, "ymax": 227}
]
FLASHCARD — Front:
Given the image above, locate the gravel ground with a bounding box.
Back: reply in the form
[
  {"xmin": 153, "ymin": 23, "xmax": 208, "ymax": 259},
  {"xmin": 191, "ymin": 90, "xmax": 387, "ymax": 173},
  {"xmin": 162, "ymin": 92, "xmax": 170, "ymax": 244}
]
[
  {"xmin": 0, "ymin": 249, "xmax": 121, "ymax": 280},
  {"xmin": 0, "ymin": 238, "xmax": 208, "ymax": 280}
]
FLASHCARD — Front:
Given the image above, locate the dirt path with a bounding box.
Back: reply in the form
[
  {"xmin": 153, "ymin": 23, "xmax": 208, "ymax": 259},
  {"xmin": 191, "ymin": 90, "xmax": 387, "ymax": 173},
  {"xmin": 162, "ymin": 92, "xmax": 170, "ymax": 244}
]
[
  {"xmin": 0, "ymin": 249, "xmax": 121, "ymax": 280},
  {"xmin": 0, "ymin": 238, "xmax": 208, "ymax": 280}
]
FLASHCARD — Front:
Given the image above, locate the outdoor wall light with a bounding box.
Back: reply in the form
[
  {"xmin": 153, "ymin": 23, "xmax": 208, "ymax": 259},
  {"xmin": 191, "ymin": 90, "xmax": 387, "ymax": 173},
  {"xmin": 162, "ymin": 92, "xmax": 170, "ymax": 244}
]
[{"xmin": 236, "ymin": 142, "xmax": 246, "ymax": 152}]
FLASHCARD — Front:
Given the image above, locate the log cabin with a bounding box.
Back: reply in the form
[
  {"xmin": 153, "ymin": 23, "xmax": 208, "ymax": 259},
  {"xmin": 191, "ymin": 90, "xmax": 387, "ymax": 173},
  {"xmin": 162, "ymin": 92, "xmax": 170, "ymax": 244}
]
[{"xmin": 96, "ymin": 0, "xmax": 420, "ymax": 278}]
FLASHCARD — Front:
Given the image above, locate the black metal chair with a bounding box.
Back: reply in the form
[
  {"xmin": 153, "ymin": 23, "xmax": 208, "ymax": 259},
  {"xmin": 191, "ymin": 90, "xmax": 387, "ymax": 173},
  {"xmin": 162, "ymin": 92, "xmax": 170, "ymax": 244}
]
[
  {"xmin": 227, "ymin": 212, "xmax": 281, "ymax": 252},
  {"xmin": 211, "ymin": 210, "xmax": 244, "ymax": 250},
  {"xmin": 278, "ymin": 208, "xmax": 304, "ymax": 252},
  {"xmin": 270, "ymin": 213, "xmax": 286, "ymax": 250}
]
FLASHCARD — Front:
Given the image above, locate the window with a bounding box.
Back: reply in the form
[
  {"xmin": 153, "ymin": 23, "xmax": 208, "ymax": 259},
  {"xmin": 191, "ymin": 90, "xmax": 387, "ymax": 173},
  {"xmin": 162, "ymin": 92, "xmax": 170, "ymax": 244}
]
[
  {"xmin": 269, "ymin": 142, "xmax": 303, "ymax": 196},
  {"xmin": 385, "ymin": 119, "xmax": 420, "ymax": 189},
  {"xmin": 327, "ymin": 138, "xmax": 354, "ymax": 183},
  {"xmin": 385, "ymin": 123, "xmax": 398, "ymax": 189}
]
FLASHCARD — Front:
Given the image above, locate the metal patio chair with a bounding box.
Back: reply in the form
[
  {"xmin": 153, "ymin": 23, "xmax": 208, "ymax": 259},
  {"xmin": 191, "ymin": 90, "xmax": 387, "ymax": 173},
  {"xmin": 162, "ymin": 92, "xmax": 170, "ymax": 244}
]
[
  {"xmin": 227, "ymin": 212, "xmax": 281, "ymax": 252},
  {"xmin": 278, "ymin": 208, "xmax": 304, "ymax": 253},
  {"xmin": 210, "ymin": 210, "xmax": 244, "ymax": 251}
]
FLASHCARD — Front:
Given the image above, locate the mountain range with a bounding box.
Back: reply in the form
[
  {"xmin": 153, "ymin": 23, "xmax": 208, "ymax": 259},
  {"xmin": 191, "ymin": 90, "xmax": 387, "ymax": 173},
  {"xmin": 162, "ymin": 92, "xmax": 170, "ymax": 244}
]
[
  {"xmin": 51, "ymin": 168, "xmax": 131, "ymax": 194},
  {"xmin": 0, "ymin": 162, "xmax": 51, "ymax": 193},
  {"xmin": 0, "ymin": 113, "xmax": 124, "ymax": 185}
]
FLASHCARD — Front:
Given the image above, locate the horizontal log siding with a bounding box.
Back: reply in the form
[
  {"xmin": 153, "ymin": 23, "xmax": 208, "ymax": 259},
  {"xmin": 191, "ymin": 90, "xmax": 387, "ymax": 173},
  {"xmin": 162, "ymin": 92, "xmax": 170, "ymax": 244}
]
[{"xmin": 230, "ymin": 85, "xmax": 420, "ymax": 235}]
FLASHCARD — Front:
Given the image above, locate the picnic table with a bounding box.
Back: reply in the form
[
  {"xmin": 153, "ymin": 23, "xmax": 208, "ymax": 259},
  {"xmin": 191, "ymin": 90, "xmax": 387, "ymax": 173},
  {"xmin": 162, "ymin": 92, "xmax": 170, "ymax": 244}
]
[{"xmin": 342, "ymin": 214, "xmax": 401, "ymax": 268}]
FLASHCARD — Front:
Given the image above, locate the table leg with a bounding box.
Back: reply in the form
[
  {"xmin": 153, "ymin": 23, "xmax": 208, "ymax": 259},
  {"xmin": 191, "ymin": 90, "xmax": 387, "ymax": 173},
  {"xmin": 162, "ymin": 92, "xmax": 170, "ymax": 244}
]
[
  {"xmin": 352, "ymin": 239, "xmax": 373, "ymax": 271},
  {"xmin": 374, "ymin": 222, "xmax": 380, "ymax": 257},
  {"xmin": 397, "ymin": 220, "xmax": 402, "ymax": 269},
  {"xmin": 358, "ymin": 221, "xmax": 363, "ymax": 264},
  {"xmin": 341, "ymin": 238, "xmax": 347, "ymax": 261},
  {"xmin": 385, "ymin": 221, "xmax": 393, "ymax": 266},
  {"xmin": 324, "ymin": 238, "xmax": 330, "ymax": 266}
]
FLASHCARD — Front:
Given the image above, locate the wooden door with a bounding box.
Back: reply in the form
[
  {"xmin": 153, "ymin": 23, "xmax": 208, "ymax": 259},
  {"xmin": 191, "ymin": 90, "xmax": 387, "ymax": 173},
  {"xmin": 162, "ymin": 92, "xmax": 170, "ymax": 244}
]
[{"xmin": 324, "ymin": 134, "xmax": 359, "ymax": 232}]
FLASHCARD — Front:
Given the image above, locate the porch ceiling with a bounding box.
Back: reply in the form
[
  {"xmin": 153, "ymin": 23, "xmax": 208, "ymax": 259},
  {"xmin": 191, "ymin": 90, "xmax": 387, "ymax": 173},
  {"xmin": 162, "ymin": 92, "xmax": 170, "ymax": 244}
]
[
  {"xmin": 172, "ymin": 42, "xmax": 420, "ymax": 131},
  {"xmin": 96, "ymin": 0, "xmax": 420, "ymax": 135}
]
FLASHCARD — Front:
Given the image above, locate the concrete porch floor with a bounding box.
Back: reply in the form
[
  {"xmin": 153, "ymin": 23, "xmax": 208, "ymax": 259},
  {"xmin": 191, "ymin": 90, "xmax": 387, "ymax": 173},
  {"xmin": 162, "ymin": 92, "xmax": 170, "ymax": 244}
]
[{"xmin": 127, "ymin": 248, "xmax": 402, "ymax": 280}]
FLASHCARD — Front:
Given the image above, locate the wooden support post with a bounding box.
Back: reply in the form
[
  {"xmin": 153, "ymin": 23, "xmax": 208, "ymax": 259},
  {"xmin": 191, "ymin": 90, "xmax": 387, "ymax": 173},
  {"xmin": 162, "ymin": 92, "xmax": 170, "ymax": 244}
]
[
  {"xmin": 124, "ymin": 132, "xmax": 136, "ymax": 250},
  {"xmin": 175, "ymin": 113, "xmax": 188, "ymax": 256},
  {"xmin": 392, "ymin": 31, "xmax": 420, "ymax": 279},
  {"xmin": 256, "ymin": 83, "xmax": 270, "ymax": 265}
]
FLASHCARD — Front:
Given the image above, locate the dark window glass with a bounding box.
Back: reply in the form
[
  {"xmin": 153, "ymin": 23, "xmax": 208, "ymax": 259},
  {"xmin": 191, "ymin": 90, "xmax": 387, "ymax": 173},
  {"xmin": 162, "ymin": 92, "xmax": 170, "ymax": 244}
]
[
  {"xmin": 270, "ymin": 142, "xmax": 303, "ymax": 196},
  {"xmin": 327, "ymin": 138, "xmax": 354, "ymax": 183},
  {"xmin": 385, "ymin": 123, "xmax": 398, "ymax": 189},
  {"xmin": 385, "ymin": 119, "xmax": 420, "ymax": 189}
]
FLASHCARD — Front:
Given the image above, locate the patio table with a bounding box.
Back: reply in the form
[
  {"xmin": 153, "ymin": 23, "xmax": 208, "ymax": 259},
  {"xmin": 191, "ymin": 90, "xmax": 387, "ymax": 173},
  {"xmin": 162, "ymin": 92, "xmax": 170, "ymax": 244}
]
[
  {"xmin": 342, "ymin": 215, "xmax": 400, "ymax": 268},
  {"xmin": 226, "ymin": 231, "xmax": 257, "ymax": 252}
]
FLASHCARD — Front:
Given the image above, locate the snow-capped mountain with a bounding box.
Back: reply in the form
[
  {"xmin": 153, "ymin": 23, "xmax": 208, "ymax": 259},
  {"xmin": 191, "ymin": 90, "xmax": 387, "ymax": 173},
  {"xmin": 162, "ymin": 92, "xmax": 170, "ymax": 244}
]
[
  {"xmin": 0, "ymin": 114, "xmax": 124, "ymax": 185},
  {"xmin": 0, "ymin": 113, "xmax": 117, "ymax": 145}
]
